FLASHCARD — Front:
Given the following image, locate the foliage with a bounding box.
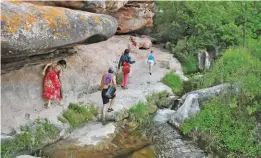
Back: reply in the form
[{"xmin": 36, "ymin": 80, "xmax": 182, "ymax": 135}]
[
  {"xmin": 128, "ymin": 102, "xmax": 150, "ymax": 128},
  {"xmin": 146, "ymin": 90, "xmax": 171, "ymax": 109},
  {"xmin": 182, "ymin": 55, "xmax": 197, "ymax": 74},
  {"xmin": 62, "ymin": 103, "xmax": 98, "ymax": 128},
  {"xmin": 153, "ymin": 1, "xmax": 261, "ymax": 52},
  {"xmin": 247, "ymin": 38, "xmax": 261, "ymax": 60},
  {"xmin": 196, "ymin": 48, "xmax": 261, "ymax": 105},
  {"xmin": 161, "ymin": 71, "xmax": 183, "ymax": 96},
  {"xmin": 181, "ymin": 96, "xmax": 261, "ymax": 156},
  {"xmin": 1, "ymin": 119, "xmax": 59, "ymax": 158},
  {"xmin": 116, "ymin": 71, "xmax": 123, "ymax": 85}
]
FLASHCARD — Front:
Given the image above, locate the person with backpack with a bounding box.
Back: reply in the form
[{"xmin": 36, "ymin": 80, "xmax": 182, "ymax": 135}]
[
  {"xmin": 147, "ymin": 50, "xmax": 155, "ymax": 75},
  {"xmin": 118, "ymin": 49, "xmax": 136, "ymax": 89},
  {"xmin": 100, "ymin": 67, "xmax": 117, "ymax": 122}
]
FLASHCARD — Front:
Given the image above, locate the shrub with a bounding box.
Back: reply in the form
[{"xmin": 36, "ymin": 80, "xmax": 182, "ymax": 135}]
[
  {"xmin": 129, "ymin": 102, "xmax": 150, "ymax": 128},
  {"xmin": 146, "ymin": 90, "xmax": 172, "ymax": 108},
  {"xmin": 182, "ymin": 55, "xmax": 198, "ymax": 74},
  {"xmin": 1, "ymin": 119, "xmax": 59, "ymax": 158},
  {"xmin": 196, "ymin": 48, "xmax": 261, "ymax": 105},
  {"xmin": 161, "ymin": 71, "xmax": 183, "ymax": 96},
  {"xmin": 62, "ymin": 103, "xmax": 98, "ymax": 128},
  {"xmin": 181, "ymin": 96, "xmax": 261, "ymax": 156}
]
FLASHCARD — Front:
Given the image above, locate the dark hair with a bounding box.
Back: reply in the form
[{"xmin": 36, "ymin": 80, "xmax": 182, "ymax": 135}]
[
  {"xmin": 57, "ymin": 60, "xmax": 66, "ymax": 68},
  {"xmin": 124, "ymin": 49, "xmax": 130, "ymax": 54},
  {"xmin": 151, "ymin": 50, "xmax": 153, "ymax": 53},
  {"xmin": 108, "ymin": 70, "xmax": 113, "ymax": 73}
]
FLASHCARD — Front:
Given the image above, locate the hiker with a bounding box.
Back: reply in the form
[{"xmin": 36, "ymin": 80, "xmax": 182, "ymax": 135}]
[
  {"xmin": 147, "ymin": 50, "xmax": 155, "ymax": 75},
  {"xmin": 118, "ymin": 49, "xmax": 136, "ymax": 89},
  {"xmin": 100, "ymin": 67, "xmax": 117, "ymax": 122},
  {"xmin": 42, "ymin": 60, "xmax": 66, "ymax": 108}
]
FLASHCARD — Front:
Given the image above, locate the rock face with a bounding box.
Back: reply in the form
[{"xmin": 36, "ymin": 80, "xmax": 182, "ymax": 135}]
[
  {"xmin": 1, "ymin": 35, "xmax": 183, "ymax": 135},
  {"xmin": 27, "ymin": 1, "xmax": 155, "ymax": 34},
  {"xmin": 169, "ymin": 84, "xmax": 238, "ymax": 127},
  {"xmin": 112, "ymin": 1, "xmax": 154, "ymax": 33},
  {"xmin": 198, "ymin": 50, "xmax": 211, "ymax": 71},
  {"xmin": 28, "ymin": 1, "xmax": 128, "ymax": 13},
  {"xmin": 1, "ymin": 1, "xmax": 117, "ymax": 73},
  {"xmin": 128, "ymin": 36, "xmax": 152, "ymax": 52}
]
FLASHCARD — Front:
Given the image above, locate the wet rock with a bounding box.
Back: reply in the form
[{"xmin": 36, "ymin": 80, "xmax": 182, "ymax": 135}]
[
  {"xmin": 152, "ymin": 123, "xmax": 208, "ymax": 158},
  {"xmin": 1, "ymin": 1, "xmax": 117, "ymax": 73},
  {"xmin": 169, "ymin": 84, "xmax": 238, "ymax": 127}
]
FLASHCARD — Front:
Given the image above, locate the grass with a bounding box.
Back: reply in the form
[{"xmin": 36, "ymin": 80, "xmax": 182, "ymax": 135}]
[
  {"xmin": 62, "ymin": 103, "xmax": 98, "ymax": 128},
  {"xmin": 1, "ymin": 119, "xmax": 60, "ymax": 158},
  {"xmin": 161, "ymin": 71, "xmax": 183, "ymax": 96},
  {"xmin": 182, "ymin": 55, "xmax": 197, "ymax": 74},
  {"xmin": 180, "ymin": 48, "xmax": 261, "ymax": 157},
  {"xmin": 146, "ymin": 90, "xmax": 172, "ymax": 108},
  {"xmin": 129, "ymin": 102, "xmax": 150, "ymax": 127},
  {"xmin": 181, "ymin": 96, "xmax": 261, "ymax": 157}
]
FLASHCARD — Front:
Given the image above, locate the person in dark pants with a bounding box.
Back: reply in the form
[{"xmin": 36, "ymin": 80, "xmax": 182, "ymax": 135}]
[
  {"xmin": 100, "ymin": 67, "xmax": 117, "ymax": 122},
  {"xmin": 118, "ymin": 49, "xmax": 135, "ymax": 89}
]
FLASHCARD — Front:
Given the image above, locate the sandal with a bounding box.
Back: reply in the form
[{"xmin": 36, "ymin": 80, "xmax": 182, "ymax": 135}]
[{"xmin": 107, "ymin": 108, "xmax": 114, "ymax": 112}]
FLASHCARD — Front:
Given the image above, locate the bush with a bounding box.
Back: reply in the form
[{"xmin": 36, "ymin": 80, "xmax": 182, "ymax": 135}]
[
  {"xmin": 146, "ymin": 90, "xmax": 172, "ymax": 108},
  {"xmin": 161, "ymin": 71, "xmax": 183, "ymax": 96},
  {"xmin": 129, "ymin": 102, "xmax": 150, "ymax": 128},
  {"xmin": 181, "ymin": 96, "xmax": 261, "ymax": 156},
  {"xmin": 196, "ymin": 48, "xmax": 261, "ymax": 104},
  {"xmin": 62, "ymin": 103, "xmax": 98, "ymax": 128},
  {"xmin": 182, "ymin": 55, "xmax": 198, "ymax": 74},
  {"xmin": 1, "ymin": 119, "xmax": 59, "ymax": 158}
]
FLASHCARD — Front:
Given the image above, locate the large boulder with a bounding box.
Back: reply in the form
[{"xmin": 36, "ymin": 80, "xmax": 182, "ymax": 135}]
[
  {"xmin": 112, "ymin": 1, "xmax": 154, "ymax": 33},
  {"xmin": 28, "ymin": 1, "xmax": 128, "ymax": 13},
  {"xmin": 127, "ymin": 36, "xmax": 152, "ymax": 52},
  {"xmin": 27, "ymin": 1, "xmax": 155, "ymax": 34},
  {"xmin": 169, "ymin": 84, "xmax": 238, "ymax": 127},
  {"xmin": 1, "ymin": 1, "xmax": 117, "ymax": 73}
]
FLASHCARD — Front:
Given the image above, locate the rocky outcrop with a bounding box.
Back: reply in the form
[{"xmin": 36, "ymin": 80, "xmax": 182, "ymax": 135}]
[
  {"xmin": 112, "ymin": 1, "xmax": 154, "ymax": 33},
  {"xmin": 1, "ymin": 1, "xmax": 117, "ymax": 73},
  {"xmin": 128, "ymin": 36, "xmax": 152, "ymax": 52},
  {"xmin": 169, "ymin": 84, "xmax": 238, "ymax": 127},
  {"xmin": 28, "ymin": 1, "xmax": 155, "ymax": 34},
  {"xmin": 28, "ymin": 1, "xmax": 128, "ymax": 13},
  {"xmin": 1, "ymin": 35, "xmax": 183, "ymax": 135},
  {"xmin": 197, "ymin": 50, "xmax": 211, "ymax": 71}
]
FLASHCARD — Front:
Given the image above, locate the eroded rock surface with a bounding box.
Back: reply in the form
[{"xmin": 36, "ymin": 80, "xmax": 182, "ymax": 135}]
[
  {"xmin": 169, "ymin": 84, "xmax": 238, "ymax": 127},
  {"xmin": 1, "ymin": 1, "xmax": 117, "ymax": 73}
]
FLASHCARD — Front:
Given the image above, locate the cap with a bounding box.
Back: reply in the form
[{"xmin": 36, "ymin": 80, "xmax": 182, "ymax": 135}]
[{"xmin": 108, "ymin": 66, "xmax": 115, "ymax": 72}]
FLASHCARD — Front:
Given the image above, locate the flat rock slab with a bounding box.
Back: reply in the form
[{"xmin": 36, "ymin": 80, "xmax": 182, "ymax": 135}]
[{"xmin": 70, "ymin": 122, "xmax": 116, "ymax": 146}]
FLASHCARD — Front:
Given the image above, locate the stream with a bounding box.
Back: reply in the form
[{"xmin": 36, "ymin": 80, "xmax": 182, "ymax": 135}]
[{"xmin": 41, "ymin": 109, "xmax": 209, "ymax": 158}]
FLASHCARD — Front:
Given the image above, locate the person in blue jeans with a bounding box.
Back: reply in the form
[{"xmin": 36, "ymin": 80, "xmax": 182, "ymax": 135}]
[{"xmin": 147, "ymin": 50, "xmax": 155, "ymax": 75}]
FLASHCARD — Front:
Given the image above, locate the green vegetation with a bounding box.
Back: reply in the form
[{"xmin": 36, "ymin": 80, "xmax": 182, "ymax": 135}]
[
  {"xmin": 146, "ymin": 90, "xmax": 172, "ymax": 109},
  {"xmin": 161, "ymin": 71, "xmax": 183, "ymax": 95},
  {"xmin": 1, "ymin": 119, "xmax": 60, "ymax": 158},
  {"xmin": 62, "ymin": 103, "xmax": 98, "ymax": 128},
  {"xmin": 116, "ymin": 71, "xmax": 123, "ymax": 85},
  {"xmin": 180, "ymin": 48, "xmax": 261, "ymax": 156},
  {"xmin": 181, "ymin": 96, "xmax": 261, "ymax": 156},
  {"xmin": 129, "ymin": 102, "xmax": 150, "ymax": 127}
]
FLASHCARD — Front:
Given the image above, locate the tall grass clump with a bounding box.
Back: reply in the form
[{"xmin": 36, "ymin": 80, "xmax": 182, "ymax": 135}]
[
  {"xmin": 128, "ymin": 102, "xmax": 150, "ymax": 127},
  {"xmin": 62, "ymin": 103, "xmax": 98, "ymax": 128},
  {"xmin": 161, "ymin": 71, "xmax": 183, "ymax": 96}
]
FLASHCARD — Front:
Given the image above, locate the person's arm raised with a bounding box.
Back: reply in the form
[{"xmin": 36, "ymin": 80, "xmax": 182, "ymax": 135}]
[{"xmin": 42, "ymin": 63, "xmax": 52, "ymax": 76}]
